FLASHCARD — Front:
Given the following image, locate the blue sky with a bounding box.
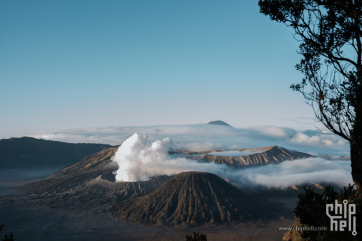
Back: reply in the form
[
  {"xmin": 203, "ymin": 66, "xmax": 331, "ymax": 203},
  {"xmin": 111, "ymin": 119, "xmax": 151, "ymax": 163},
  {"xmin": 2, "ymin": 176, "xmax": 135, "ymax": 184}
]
[{"xmin": 0, "ymin": 0, "xmax": 319, "ymax": 138}]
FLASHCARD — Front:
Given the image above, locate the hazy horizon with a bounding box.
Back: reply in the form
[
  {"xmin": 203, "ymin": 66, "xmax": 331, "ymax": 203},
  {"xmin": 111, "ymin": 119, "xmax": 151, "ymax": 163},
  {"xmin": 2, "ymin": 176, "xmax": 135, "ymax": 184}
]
[{"xmin": 1, "ymin": 122, "xmax": 347, "ymax": 157}]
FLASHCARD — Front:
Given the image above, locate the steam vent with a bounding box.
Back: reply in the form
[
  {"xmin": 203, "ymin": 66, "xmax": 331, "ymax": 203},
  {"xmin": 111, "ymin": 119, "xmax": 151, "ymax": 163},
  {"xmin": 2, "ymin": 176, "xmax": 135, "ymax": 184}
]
[{"xmin": 112, "ymin": 172, "xmax": 278, "ymax": 226}]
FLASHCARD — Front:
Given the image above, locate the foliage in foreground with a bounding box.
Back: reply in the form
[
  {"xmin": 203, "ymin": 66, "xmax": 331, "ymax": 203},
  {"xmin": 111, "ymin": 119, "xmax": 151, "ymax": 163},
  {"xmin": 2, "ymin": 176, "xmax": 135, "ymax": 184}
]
[
  {"xmin": 186, "ymin": 231, "xmax": 207, "ymax": 241},
  {"xmin": 283, "ymin": 185, "xmax": 362, "ymax": 241},
  {"xmin": 259, "ymin": 0, "xmax": 362, "ymax": 193},
  {"xmin": 0, "ymin": 225, "xmax": 14, "ymax": 241}
]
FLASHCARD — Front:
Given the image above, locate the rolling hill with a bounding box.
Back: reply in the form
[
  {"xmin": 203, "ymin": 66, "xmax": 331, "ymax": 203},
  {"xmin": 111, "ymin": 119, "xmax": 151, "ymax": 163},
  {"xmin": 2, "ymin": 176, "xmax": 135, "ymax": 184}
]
[{"xmin": 0, "ymin": 137, "xmax": 114, "ymax": 168}]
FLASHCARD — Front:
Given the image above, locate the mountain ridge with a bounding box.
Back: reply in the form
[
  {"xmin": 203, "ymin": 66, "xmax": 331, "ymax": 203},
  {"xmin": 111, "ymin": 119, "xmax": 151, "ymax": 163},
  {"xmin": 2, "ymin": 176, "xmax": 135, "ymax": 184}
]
[
  {"xmin": 0, "ymin": 137, "xmax": 114, "ymax": 168},
  {"xmin": 20, "ymin": 147, "xmax": 118, "ymax": 193},
  {"xmin": 196, "ymin": 146, "xmax": 312, "ymax": 167}
]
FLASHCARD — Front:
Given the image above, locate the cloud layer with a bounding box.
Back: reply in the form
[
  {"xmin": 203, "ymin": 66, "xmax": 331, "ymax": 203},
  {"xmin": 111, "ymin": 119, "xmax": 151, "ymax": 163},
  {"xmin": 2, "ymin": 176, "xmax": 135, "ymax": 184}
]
[
  {"xmin": 111, "ymin": 133, "xmax": 352, "ymax": 187},
  {"xmin": 28, "ymin": 124, "xmax": 349, "ymax": 156},
  {"xmin": 236, "ymin": 158, "xmax": 352, "ymax": 187}
]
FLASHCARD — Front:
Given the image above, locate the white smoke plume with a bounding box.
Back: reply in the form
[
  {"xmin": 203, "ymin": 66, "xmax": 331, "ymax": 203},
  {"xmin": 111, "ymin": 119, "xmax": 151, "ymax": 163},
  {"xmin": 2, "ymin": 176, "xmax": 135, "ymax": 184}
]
[
  {"xmin": 113, "ymin": 133, "xmax": 173, "ymax": 181},
  {"xmin": 112, "ymin": 133, "xmax": 353, "ymax": 187},
  {"xmin": 112, "ymin": 133, "xmax": 229, "ymax": 181}
]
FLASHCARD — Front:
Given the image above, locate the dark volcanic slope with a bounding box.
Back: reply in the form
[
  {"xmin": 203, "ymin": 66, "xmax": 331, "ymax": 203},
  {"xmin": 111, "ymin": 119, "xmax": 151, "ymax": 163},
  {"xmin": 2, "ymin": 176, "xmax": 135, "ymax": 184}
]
[
  {"xmin": 68, "ymin": 174, "xmax": 172, "ymax": 208},
  {"xmin": 0, "ymin": 137, "xmax": 114, "ymax": 168},
  {"xmin": 196, "ymin": 146, "xmax": 312, "ymax": 168},
  {"xmin": 14, "ymin": 148, "xmax": 172, "ymax": 209},
  {"xmin": 21, "ymin": 147, "xmax": 118, "ymax": 193},
  {"xmin": 112, "ymin": 172, "xmax": 278, "ymax": 227},
  {"xmin": 10, "ymin": 173, "xmax": 173, "ymax": 210}
]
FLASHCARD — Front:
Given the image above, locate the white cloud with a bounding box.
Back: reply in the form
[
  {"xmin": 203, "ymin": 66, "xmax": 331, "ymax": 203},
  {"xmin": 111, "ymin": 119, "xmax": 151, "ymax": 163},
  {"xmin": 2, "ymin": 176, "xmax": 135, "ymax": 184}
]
[
  {"xmin": 27, "ymin": 124, "xmax": 349, "ymax": 156},
  {"xmin": 290, "ymin": 132, "xmax": 348, "ymax": 149},
  {"xmin": 290, "ymin": 133, "xmax": 321, "ymax": 144},
  {"xmin": 111, "ymin": 134, "xmax": 352, "ymax": 187},
  {"xmin": 236, "ymin": 158, "xmax": 352, "ymax": 187},
  {"xmin": 247, "ymin": 126, "xmax": 297, "ymax": 139},
  {"xmin": 321, "ymin": 139, "xmax": 334, "ymax": 146}
]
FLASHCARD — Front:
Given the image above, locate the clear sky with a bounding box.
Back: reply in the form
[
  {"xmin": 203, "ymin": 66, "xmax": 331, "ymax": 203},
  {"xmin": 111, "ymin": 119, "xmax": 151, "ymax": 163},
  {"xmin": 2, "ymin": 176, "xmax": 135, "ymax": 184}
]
[{"xmin": 0, "ymin": 0, "xmax": 319, "ymax": 138}]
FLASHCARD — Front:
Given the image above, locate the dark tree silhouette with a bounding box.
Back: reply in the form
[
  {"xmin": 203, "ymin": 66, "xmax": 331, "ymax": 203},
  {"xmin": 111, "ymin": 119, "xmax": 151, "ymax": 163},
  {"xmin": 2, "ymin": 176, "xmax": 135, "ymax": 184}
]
[
  {"xmin": 0, "ymin": 226, "xmax": 14, "ymax": 241},
  {"xmin": 2, "ymin": 233, "xmax": 14, "ymax": 241},
  {"xmin": 259, "ymin": 0, "xmax": 362, "ymax": 192},
  {"xmin": 186, "ymin": 232, "xmax": 207, "ymax": 241},
  {"xmin": 283, "ymin": 185, "xmax": 362, "ymax": 240}
]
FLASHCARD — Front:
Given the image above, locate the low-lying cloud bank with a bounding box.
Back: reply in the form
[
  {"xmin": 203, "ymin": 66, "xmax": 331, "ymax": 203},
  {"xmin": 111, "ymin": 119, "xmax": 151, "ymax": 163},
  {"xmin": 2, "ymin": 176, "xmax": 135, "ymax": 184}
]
[
  {"xmin": 236, "ymin": 158, "xmax": 352, "ymax": 187},
  {"xmin": 28, "ymin": 124, "xmax": 349, "ymax": 156},
  {"xmin": 112, "ymin": 133, "xmax": 352, "ymax": 188}
]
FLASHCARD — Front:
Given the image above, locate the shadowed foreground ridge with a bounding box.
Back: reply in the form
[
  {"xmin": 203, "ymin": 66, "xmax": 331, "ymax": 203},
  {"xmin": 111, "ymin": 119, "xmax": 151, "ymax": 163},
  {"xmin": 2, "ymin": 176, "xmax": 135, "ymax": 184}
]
[
  {"xmin": 20, "ymin": 147, "xmax": 118, "ymax": 193},
  {"xmin": 112, "ymin": 172, "xmax": 278, "ymax": 227}
]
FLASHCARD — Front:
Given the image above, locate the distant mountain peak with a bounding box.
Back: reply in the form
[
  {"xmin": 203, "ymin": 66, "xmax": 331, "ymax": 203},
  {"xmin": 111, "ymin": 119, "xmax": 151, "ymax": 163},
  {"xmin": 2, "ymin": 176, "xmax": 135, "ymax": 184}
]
[{"xmin": 207, "ymin": 120, "xmax": 231, "ymax": 126}]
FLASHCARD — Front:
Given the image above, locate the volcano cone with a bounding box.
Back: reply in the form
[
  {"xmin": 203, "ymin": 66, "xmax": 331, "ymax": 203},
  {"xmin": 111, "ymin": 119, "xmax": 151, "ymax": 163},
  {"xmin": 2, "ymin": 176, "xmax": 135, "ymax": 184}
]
[{"xmin": 112, "ymin": 172, "xmax": 278, "ymax": 226}]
